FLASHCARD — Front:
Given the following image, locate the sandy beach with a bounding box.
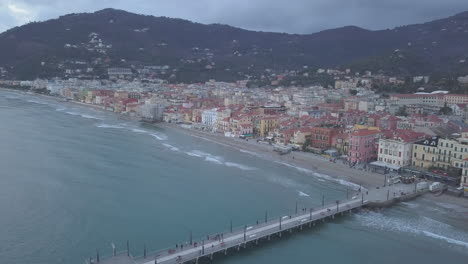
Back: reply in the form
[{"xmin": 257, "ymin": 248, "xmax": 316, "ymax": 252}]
[
  {"xmin": 159, "ymin": 123, "xmax": 387, "ymax": 189},
  {"xmin": 158, "ymin": 123, "xmax": 468, "ymax": 211},
  {"xmin": 2, "ymin": 87, "xmax": 466, "ymax": 211}
]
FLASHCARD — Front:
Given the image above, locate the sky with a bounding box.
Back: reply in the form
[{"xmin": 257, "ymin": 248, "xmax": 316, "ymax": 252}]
[{"xmin": 1, "ymin": 0, "xmax": 468, "ymax": 34}]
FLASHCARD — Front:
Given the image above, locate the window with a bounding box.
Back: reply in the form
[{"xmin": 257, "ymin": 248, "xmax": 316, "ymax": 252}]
[
  {"xmin": 414, "ymin": 153, "xmax": 417, "ymax": 158},
  {"xmin": 399, "ymin": 152, "xmax": 402, "ymax": 157}
]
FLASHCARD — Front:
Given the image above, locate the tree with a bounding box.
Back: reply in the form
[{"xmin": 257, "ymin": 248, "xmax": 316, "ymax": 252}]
[
  {"xmin": 396, "ymin": 105, "xmax": 408, "ymax": 117},
  {"xmin": 439, "ymin": 102, "xmax": 453, "ymax": 115},
  {"xmin": 302, "ymin": 137, "xmax": 311, "ymax": 152},
  {"xmin": 349, "ymin": 89, "xmax": 358, "ymax": 96}
]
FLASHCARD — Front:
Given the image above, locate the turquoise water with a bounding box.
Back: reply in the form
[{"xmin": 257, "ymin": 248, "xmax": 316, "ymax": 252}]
[{"xmin": 1, "ymin": 90, "xmax": 467, "ymax": 264}]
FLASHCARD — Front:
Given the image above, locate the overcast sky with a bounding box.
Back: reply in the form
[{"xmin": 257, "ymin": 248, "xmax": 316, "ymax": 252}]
[{"xmin": 1, "ymin": 0, "xmax": 468, "ymax": 34}]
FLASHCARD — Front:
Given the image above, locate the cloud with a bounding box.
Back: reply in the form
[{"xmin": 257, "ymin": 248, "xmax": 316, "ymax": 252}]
[
  {"xmin": 8, "ymin": 4, "xmax": 30, "ymax": 14},
  {"xmin": 1, "ymin": 0, "xmax": 468, "ymax": 33}
]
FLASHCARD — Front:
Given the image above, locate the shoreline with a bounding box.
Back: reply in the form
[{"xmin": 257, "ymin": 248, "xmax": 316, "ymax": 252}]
[
  {"xmin": 2, "ymin": 88, "xmax": 467, "ymax": 211},
  {"xmin": 157, "ymin": 123, "xmax": 468, "ymax": 211},
  {"xmin": 158, "ymin": 122, "xmax": 385, "ymax": 189}
]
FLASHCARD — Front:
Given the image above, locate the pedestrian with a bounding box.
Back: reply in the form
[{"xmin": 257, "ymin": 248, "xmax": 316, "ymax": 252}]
[{"xmin": 176, "ymin": 244, "xmax": 178, "ymax": 249}]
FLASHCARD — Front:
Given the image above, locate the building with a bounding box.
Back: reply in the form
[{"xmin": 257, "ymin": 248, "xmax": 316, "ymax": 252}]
[
  {"xmin": 201, "ymin": 108, "xmax": 219, "ymax": 129},
  {"xmin": 348, "ymin": 129, "xmax": 381, "ymax": 163},
  {"xmin": 411, "ymin": 134, "xmax": 468, "ymax": 173},
  {"xmin": 259, "ymin": 116, "xmax": 279, "ymax": 137},
  {"xmin": 462, "ymin": 159, "xmax": 468, "ymax": 196},
  {"xmin": 390, "ymin": 94, "xmax": 444, "ymax": 107},
  {"xmin": 108, "ymin": 68, "xmax": 133, "ymax": 79},
  {"xmin": 444, "ymin": 94, "xmax": 468, "ymax": 105},
  {"xmin": 377, "ymin": 131, "xmax": 426, "ymax": 168},
  {"xmin": 310, "ymin": 127, "xmax": 341, "ymax": 151}
]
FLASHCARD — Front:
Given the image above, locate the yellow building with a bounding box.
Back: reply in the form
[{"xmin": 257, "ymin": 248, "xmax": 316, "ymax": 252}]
[
  {"xmin": 353, "ymin": 125, "xmax": 380, "ymax": 131},
  {"xmin": 412, "ymin": 135, "xmax": 468, "ymax": 171},
  {"xmin": 259, "ymin": 116, "xmax": 279, "ymax": 137}
]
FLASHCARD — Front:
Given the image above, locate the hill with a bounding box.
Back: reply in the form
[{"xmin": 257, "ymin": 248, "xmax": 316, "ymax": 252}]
[{"xmin": 1, "ymin": 8, "xmax": 468, "ymax": 81}]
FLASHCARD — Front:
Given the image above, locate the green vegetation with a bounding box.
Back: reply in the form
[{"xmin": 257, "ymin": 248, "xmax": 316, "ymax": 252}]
[{"xmin": 396, "ymin": 105, "xmax": 408, "ymax": 117}]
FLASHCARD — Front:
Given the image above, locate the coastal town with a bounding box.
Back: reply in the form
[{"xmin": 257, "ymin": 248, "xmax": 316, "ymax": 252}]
[{"xmin": 2, "ymin": 67, "xmax": 468, "ymax": 200}]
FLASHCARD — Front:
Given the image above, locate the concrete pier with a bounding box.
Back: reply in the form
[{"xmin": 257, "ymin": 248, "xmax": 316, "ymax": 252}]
[{"xmin": 91, "ymin": 183, "xmax": 426, "ymax": 264}]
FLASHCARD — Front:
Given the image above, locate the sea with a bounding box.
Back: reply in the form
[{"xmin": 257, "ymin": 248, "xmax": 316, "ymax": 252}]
[{"xmin": 1, "ymin": 89, "xmax": 468, "ymax": 264}]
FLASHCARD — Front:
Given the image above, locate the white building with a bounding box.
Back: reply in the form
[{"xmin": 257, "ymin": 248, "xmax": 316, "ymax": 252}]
[
  {"xmin": 201, "ymin": 108, "xmax": 219, "ymax": 129},
  {"xmin": 378, "ymin": 138, "xmax": 414, "ymax": 168}
]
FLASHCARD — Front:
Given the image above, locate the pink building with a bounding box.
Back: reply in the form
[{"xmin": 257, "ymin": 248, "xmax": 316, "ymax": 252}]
[{"xmin": 348, "ymin": 129, "xmax": 381, "ymax": 163}]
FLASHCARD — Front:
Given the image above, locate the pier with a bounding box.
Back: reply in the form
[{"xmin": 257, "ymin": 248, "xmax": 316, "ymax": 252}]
[{"xmin": 89, "ymin": 183, "xmax": 426, "ymax": 264}]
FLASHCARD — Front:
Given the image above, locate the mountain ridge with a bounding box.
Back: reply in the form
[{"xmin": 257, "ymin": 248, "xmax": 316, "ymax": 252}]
[{"xmin": 1, "ymin": 8, "xmax": 468, "ymax": 81}]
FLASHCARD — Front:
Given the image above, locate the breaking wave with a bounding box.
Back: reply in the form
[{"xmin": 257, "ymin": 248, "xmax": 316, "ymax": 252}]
[
  {"xmin": 150, "ymin": 133, "xmax": 168, "ymax": 141},
  {"xmin": 162, "ymin": 143, "xmax": 180, "ymax": 152},
  {"xmin": 184, "ymin": 150, "xmax": 256, "ymax": 171},
  {"xmin": 356, "ymin": 211, "xmax": 468, "ymax": 250},
  {"xmin": 276, "ymin": 161, "xmax": 360, "ymax": 190},
  {"xmin": 224, "ymin": 162, "xmax": 256, "ymax": 171},
  {"xmin": 62, "ymin": 111, "xmax": 103, "ymax": 120},
  {"xmin": 96, "ymin": 124, "xmax": 126, "ymax": 129}
]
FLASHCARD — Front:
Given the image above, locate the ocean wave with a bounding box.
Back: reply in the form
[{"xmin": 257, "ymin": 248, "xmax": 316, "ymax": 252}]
[
  {"xmin": 184, "ymin": 149, "xmax": 255, "ymax": 171},
  {"xmin": 422, "ymin": 231, "xmax": 468, "ymax": 249},
  {"xmin": 276, "ymin": 161, "xmax": 360, "ymax": 190},
  {"xmin": 205, "ymin": 156, "xmax": 223, "ymax": 164},
  {"xmin": 27, "ymin": 99, "xmax": 50, "ymax": 105},
  {"xmin": 63, "ymin": 111, "xmax": 103, "ymax": 120},
  {"xmin": 224, "ymin": 162, "xmax": 256, "ymax": 171},
  {"xmin": 131, "ymin": 128, "xmax": 148, "ymax": 133},
  {"xmin": 185, "ymin": 151, "xmax": 204, "ymax": 158},
  {"xmin": 150, "ymin": 133, "xmax": 168, "ymax": 141},
  {"xmin": 162, "ymin": 143, "xmax": 180, "ymax": 152},
  {"xmin": 239, "ymin": 149, "xmax": 261, "ymax": 157},
  {"xmin": 356, "ymin": 211, "xmax": 468, "ymax": 250},
  {"xmin": 298, "ymin": 191, "xmax": 310, "ymax": 197},
  {"xmin": 401, "ymin": 202, "xmax": 420, "ymax": 209},
  {"xmin": 96, "ymin": 124, "xmax": 126, "ymax": 129}
]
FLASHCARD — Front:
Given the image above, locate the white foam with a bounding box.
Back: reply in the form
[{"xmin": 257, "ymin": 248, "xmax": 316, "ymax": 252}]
[
  {"xmin": 64, "ymin": 111, "xmax": 103, "ymax": 120},
  {"xmin": 356, "ymin": 211, "xmax": 468, "ymax": 250},
  {"xmin": 185, "ymin": 151, "xmax": 204, "ymax": 158},
  {"xmin": 162, "ymin": 143, "xmax": 180, "ymax": 152},
  {"xmin": 422, "ymin": 231, "xmax": 468, "ymax": 249},
  {"xmin": 150, "ymin": 133, "xmax": 168, "ymax": 141},
  {"xmin": 97, "ymin": 124, "xmax": 125, "ymax": 129},
  {"xmin": 131, "ymin": 128, "xmax": 148, "ymax": 133},
  {"xmin": 239, "ymin": 149, "xmax": 261, "ymax": 157},
  {"xmin": 224, "ymin": 162, "xmax": 256, "ymax": 171},
  {"xmin": 298, "ymin": 191, "xmax": 310, "ymax": 197},
  {"xmin": 205, "ymin": 156, "xmax": 223, "ymax": 165},
  {"xmin": 401, "ymin": 202, "xmax": 419, "ymax": 209}
]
